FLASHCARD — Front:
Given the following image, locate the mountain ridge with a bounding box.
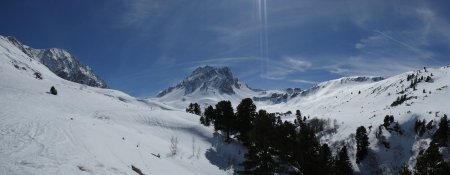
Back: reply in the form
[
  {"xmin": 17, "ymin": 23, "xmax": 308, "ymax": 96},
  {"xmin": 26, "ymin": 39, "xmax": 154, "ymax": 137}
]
[
  {"xmin": 155, "ymin": 65, "xmax": 386, "ymax": 107},
  {"xmin": 2, "ymin": 35, "xmax": 107, "ymax": 88}
]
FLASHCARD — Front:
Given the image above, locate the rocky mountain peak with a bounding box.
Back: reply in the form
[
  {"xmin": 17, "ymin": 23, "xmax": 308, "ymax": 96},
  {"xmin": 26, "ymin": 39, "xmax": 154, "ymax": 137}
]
[
  {"xmin": 2, "ymin": 35, "xmax": 107, "ymax": 88},
  {"xmin": 157, "ymin": 66, "xmax": 242, "ymax": 97}
]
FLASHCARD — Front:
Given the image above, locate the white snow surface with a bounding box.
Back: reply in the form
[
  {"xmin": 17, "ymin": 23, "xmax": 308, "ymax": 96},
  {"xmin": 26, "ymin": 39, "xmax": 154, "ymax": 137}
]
[
  {"xmin": 2, "ymin": 33, "xmax": 450, "ymax": 174},
  {"xmin": 0, "ymin": 36, "xmax": 244, "ymax": 174},
  {"xmin": 155, "ymin": 61, "xmax": 450, "ymax": 173}
]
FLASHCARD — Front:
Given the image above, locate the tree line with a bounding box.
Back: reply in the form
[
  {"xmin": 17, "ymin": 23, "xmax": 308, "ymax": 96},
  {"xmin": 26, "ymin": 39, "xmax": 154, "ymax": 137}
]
[
  {"xmin": 188, "ymin": 98, "xmax": 449, "ymax": 174},
  {"xmin": 193, "ymin": 98, "xmax": 359, "ymax": 174}
]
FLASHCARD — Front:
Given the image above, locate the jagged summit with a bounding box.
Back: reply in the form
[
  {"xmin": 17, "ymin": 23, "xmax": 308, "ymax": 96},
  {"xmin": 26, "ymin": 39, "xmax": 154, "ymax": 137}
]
[
  {"xmin": 157, "ymin": 66, "xmax": 243, "ymax": 97},
  {"xmin": 1, "ymin": 35, "xmax": 107, "ymax": 88}
]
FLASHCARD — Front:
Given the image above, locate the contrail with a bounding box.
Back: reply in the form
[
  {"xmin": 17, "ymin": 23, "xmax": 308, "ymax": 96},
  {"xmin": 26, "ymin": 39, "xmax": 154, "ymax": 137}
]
[
  {"xmin": 257, "ymin": 0, "xmax": 269, "ymax": 77},
  {"xmin": 374, "ymin": 30, "xmax": 419, "ymax": 53},
  {"xmin": 258, "ymin": 0, "xmax": 263, "ymax": 74},
  {"xmin": 263, "ymin": 0, "xmax": 269, "ymax": 71}
]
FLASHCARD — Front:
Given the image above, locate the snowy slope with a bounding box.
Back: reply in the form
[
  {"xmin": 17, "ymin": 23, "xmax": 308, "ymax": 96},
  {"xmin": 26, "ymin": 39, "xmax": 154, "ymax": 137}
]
[
  {"xmin": 156, "ymin": 65, "xmax": 450, "ymax": 173},
  {"xmin": 3, "ymin": 36, "xmax": 107, "ymax": 88},
  {"xmin": 261, "ymin": 67, "xmax": 450, "ymax": 173},
  {"xmin": 2, "ymin": 32, "xmax": 450, "ymax": 174},
  {"xmin": 0, "ymin": 37, "xmax": 243, "ymax": 174}
]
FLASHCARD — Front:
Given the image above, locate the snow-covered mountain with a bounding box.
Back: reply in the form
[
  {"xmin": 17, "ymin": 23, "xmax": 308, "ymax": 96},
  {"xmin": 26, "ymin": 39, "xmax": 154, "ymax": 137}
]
[
  {"xmin": 3, "ymin": 36, "xmax": 107, "ymax": 88},
  {"xmin": 155, "ymin": 65, "xmax": 450, "ymax": 173},
  {"xmin": 2, "ymin": 34, "xmax": 450, "ymax": 174},
  {"xmin": 156, "ymin": 66, "xmax": 259, "ymax": 108},
  {"xmin": 155, "ymin": 65, "xmax": 386, "ymax": 108},
  {"xmin": 0, "ymin": 36, "xmax": 242, "ymax": 174}
]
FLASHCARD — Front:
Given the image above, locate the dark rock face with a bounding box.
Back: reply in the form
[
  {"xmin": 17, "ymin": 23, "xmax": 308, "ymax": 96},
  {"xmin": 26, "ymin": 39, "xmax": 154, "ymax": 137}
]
[
  {"xmin": 253, "ymin": 93, "xmax": 289, "ymax": 104},
  {"xmin": 253, "ymin": 88, "xmax": 302, "ymax": 104},
  {"xmin": 5, "ymin": 36, "xmax": 107, "ymax": 88},
  {"xmin": 36, "ymin": 48, "xmax": 107, "ymax": 88},
  {"xmin": 340, "ymin": 77, "xmax": 384, "ymax": 83},
  {"xmin": 157, "ymin": 66, "xmax": 241, "ymax": 97}
]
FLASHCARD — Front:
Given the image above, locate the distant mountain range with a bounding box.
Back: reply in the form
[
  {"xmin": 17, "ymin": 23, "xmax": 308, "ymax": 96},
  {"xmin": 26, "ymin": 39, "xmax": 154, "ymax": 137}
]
[{"xmin": 155, "ymin": 65, "xmax": 386, "ymax": 108}]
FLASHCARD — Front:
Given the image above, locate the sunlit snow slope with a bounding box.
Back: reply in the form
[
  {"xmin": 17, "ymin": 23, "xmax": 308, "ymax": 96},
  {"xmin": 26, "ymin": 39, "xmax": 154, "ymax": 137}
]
[
  {"xmin": 156, "ymin": 64, "xmax": 450, "ymax": 173},
  {"xmin": 0, "ymin": 36, "xmax": 243, "ymax": 175}
]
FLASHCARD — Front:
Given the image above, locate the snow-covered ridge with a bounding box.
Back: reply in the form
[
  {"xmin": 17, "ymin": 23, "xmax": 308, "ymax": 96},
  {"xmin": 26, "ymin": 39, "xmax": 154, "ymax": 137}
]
[
  {"xmin": 156, "ymin": 65, "xmax": 386, "ymax": 108},
  {"xmin": 1, "ymin": 35, "xmax": 107, "ymax": 88}
]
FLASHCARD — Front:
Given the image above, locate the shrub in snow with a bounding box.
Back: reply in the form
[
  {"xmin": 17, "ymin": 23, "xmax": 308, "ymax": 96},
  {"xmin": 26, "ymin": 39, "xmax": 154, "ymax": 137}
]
[
  {"xmin": 131, "ymin": 165, "xmax": 144, "ymax": 175},
  {"xmin": 169, "ymin": 136, "xmax": 178, "ymax": 156},
  {"xmin": 186, "ymin": 102, "xmax": 201, "ymax": 115},
  {"xmin": 50, "ymin": 86, "xmax": 57, "ymax": 95},
  {"xmin": 34, "ymin": 72, "xmax": 42, "ymax": 80}
]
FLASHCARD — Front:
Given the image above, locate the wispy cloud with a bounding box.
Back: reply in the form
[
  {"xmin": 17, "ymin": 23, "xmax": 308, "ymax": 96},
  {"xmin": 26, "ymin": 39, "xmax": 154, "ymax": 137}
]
[
  {"xmin": 119, "ymin": 0, "xmax": 163, "ymax": 28},
  {"xmin": 110, "ymin": 0, "xmax": 450, "ymax": 95},
  {"xmin": 289, "ymin": 79, "xmax": 317, "ymax": 84},
  {"xmin": 261, "ymin": 56, "xmax": 312, "ymax": 80}
]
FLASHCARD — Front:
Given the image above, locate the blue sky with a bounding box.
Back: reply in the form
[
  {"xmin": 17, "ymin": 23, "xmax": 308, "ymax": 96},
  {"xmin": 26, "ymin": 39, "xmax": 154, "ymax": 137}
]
[{"xmin": 2, "ymin": 0, "xmax": 450, "ymax": 97}]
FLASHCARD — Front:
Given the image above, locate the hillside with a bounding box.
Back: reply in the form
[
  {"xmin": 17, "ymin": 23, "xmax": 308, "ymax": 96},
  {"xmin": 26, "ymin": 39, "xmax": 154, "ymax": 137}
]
[
  {"xmin": 155, "ymin": 65, "xmax": 450, "ymax": 173},
  {"xmin": 1, "ymin": 33, "xmax": 450, "ymax": 174},
  {"xmin": 0, "ymin": 36, "xmax": 242, "ymax": 174},
  {"xmin": 3, "ymin": 36, "xmax": 107, "ymax": 88}
]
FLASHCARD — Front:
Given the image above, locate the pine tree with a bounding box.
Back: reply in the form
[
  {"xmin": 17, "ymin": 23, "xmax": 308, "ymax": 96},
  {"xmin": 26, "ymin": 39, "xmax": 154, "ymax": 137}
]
[
  {"xmin": 186, "ymin": 103, "xmax": 194, "ymax": 113},
  {"xmin": 199, "ymin": 116, "xmax": 206, "ymax": 125},
  {"xmin": 235, "ymin": 98, "xmax": 256, "ymax": 144},
  {"xmin": 356, "ymin": 126, "xmax": 369, "ymax": 164},
  {"xmin": 294, "ymin": 122, "xmax": 321, "ymax": 174},
  {"xmin": 294, "ymin": 109, "xmax": 302, "ymax": 126},
  {"xmin": 203, "ymin": 105, "xmax": 214, "ymax": 127},
  {"xmin": 414, "ymin": 145, "xmax": 446, "ymax": 175},
  {"xmin": 273, "ymin": 121, "xmax": 297, "ymax": 167},
  {"xmin": 431, "ymin": 116, "xmax": 448, "ymax": 147},
  {"xmin": 243, "ymin": 110, "xmax": 278, "ymax": 174},
  {"xmin": 383, "ymin": 115, "xmax": 390, "ymax": 127},
  {"xmin": 317, "ymin": 144, "xmax": 334, "ymax": 175},
  {"xmin": 335, "ymin": 146, "xmax": 353, "ymax": 175},
  {"xmin": 187, "ymin": 103, "xmax": 201, "ymax": 116},
  {"xmin": 215, "ymin": 100, "xmax": 236, "ymax": 141},
  {"xmin": 193, "ymin": 103, "xmax": 201, "ymax": 116}
]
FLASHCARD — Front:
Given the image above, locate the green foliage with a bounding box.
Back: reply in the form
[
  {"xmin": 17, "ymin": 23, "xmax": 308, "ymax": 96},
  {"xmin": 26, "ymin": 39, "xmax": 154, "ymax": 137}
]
[
  {"xmin": 201, "ymin": 105, "xmax": 214, "ymax": 127},
  {"xmin": 235, "ymin": 98, "xmax": 256, "ymax": 144},
  {"xmin": 317, "ymin": 144, "xmax": 334, "ymax": 175},
  {"xmin": 214, "ymin": 100, "xmax": 236, "ymax": 141},
  {"xmin": 431, "ymin": 116, "xmax": 448, "ymax": 147},
  {"xmin": 414, "ymin": 145, "xmax": 449, "ymax": 175},
  {"xmin": 294, "ymin": 122, "xmax": 321, "ymax": 174},
  {"xmin": 335, "ymin": 146, "xmax": 353, "ymax": 175},
  {"xmin": 415, "ymin": 116, "xmax": 450, "ymax": 175},
  {"xmin": 243, "ymin": 110, "xmax": 279, "ymax": 174},
  {"xmin": 356, "ymin": 126, "xmax": 369, "ymax": 164},
  {"xmin": 186, "ymin": 103, "xmax": 201, "ymax": 115},
  {"xmin": 50, "ymin": 86, "xmax": 57, "ymax": 95}
]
